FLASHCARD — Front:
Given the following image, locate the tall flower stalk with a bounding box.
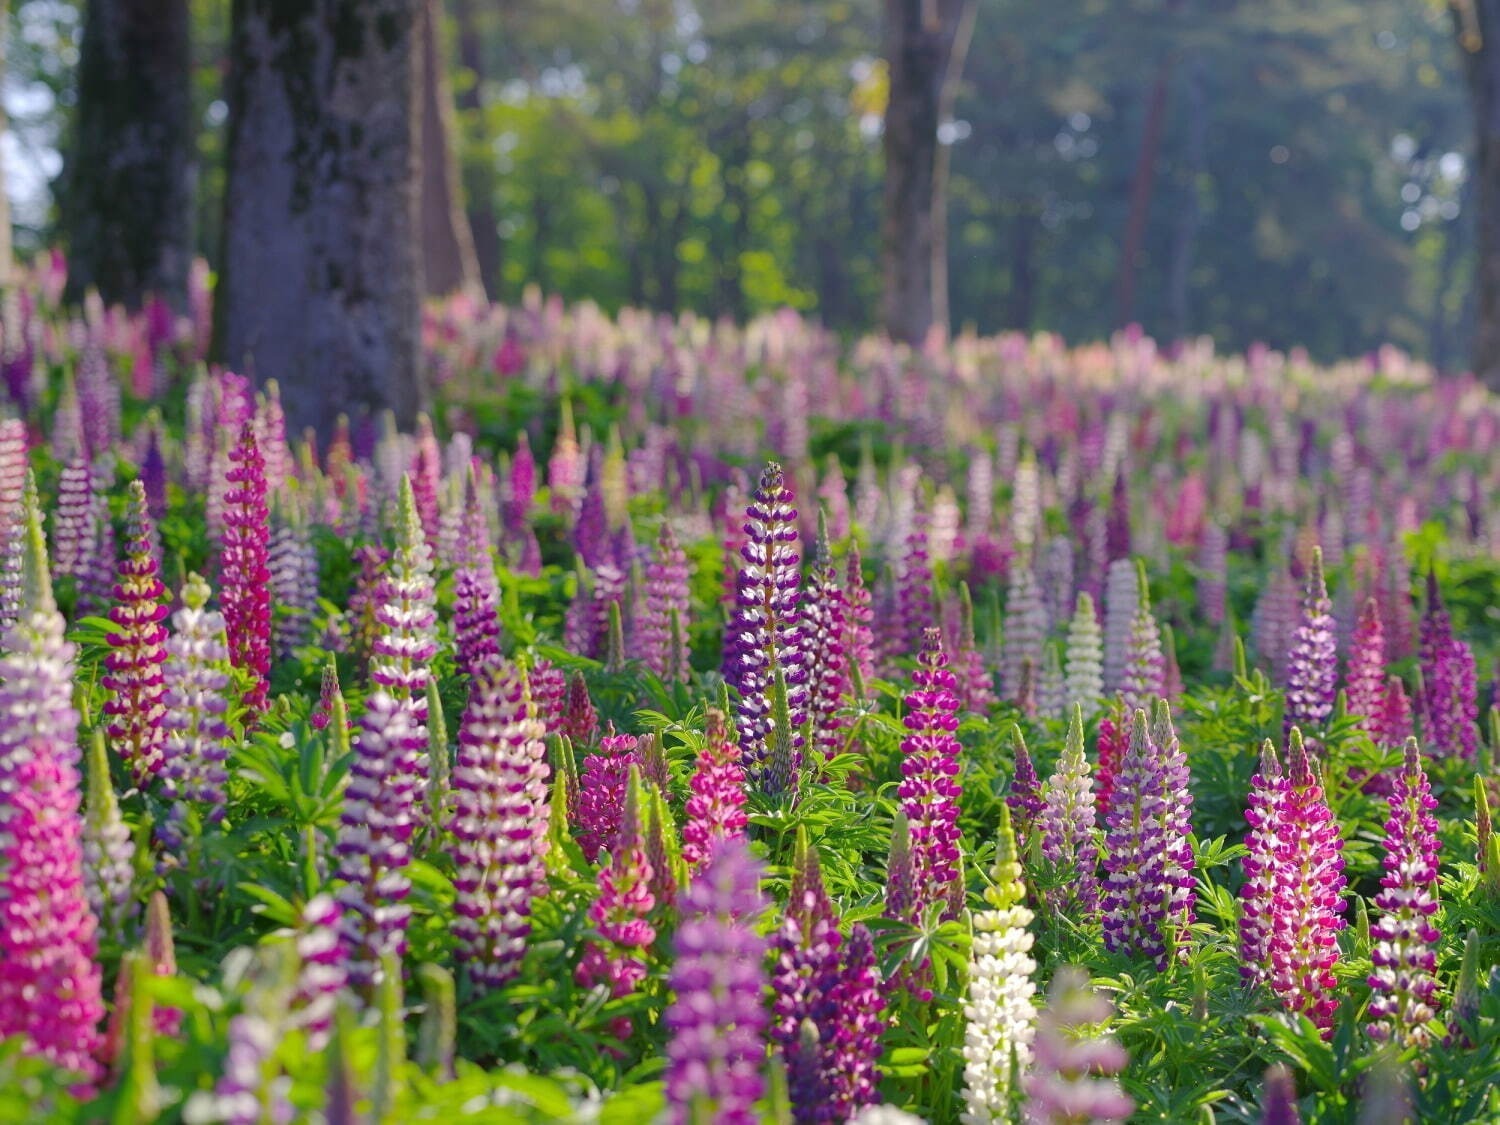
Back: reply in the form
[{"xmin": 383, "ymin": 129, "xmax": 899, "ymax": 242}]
[
  {"xmin": 1284, "ymin": 548, "xmax": 1337, "ymax": 738},
  {"xmin": 1038, "ymin": 704, "xmax": 1100, "ymax": 919},
  {"xmin": 682, "ymin": 708, "xmax": 750, "ymax": 872},
  {"xmin": 221, "ymin": 422, "xmax": 272, "ymax": 717},
  {"xmin": 897, "ymin": 628, "xmax": 964, "ymax": 920}
]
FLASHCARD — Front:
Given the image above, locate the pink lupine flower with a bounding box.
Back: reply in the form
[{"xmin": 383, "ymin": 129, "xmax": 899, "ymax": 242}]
[
  {"xmin": 641, "ymin": 521, "xmax": 692, "ymax": 683},
  {"xmin": 682, "ymin": 708, "xmax": 750, "ymax": 872},
  {"xmin": 575, "ymin": 726, "xmax": 641, "ymax": 863},
  {"xmin": 221, "ymin": 421, "xmax": 272, "ymax": 717},
  {"xmin": 1344, "ymin": 597, "xmax": 1387, "ymax": 732},
  {"xmin": 897, "ymin": 628, "xmax": 963, "ymax": 920},
  {"xmin": 843, "ymin": 542, "xmax": 876, "ymax": 700},
  {"xmin": 802, "ymin": 515, "xmax": 852, "ymax": 761}
]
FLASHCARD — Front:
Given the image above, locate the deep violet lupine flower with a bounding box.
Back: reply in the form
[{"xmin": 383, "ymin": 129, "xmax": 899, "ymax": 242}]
[
  {"xmin": 561, "ymin": 671, "xmax": 599, "ymax": 748},
  {"xmin": 844, "ymin": 542, "xmax": 876, "ymax": 701},
  {"xmin": 802, "ymin": 514, "xmax": 852, "ymax": 761},
  {"xmin": 1021, "ymin": 968, "xmax": 1133, "ymax": 1125},
  {"xmin": 221, "ymin": 421, "xmax": 272, "ymax": 717},
  {"xmin": 898, "ymin": 628, "xmax": 964, "ymax": 919},
  {"xmin": 1367, "ymin": 738, "xmax": 1442, "ymax": 1050},
  {"xmin": 0, "ymin": 498, "xmax": 105, "ymax": 1084},
  {"xmin": 664, "ymin": 838, "xmax": 768, "ymax": 1125},
  {"xmin": 0, "ymin": 416, "xmax": 26, "ymax": 631},
  {"xmin": 1417, "ymin": 579, "xmax": 1480, "ymax": 759},
  {"xmin": 1101, "ymin": 709, "xmax": 1191, "ymax": 968},
  {"xmin": 100, "ymin": 480, "xmax": 170, "ymax": 786},
  {"xmin": 961, "ymin": 804, "xmax": 1038, "ymax": 1125},
  {"xmin": 1284, "ymin": 548, "xmax": 1338, "ymax": 738},
  {"xmin": 345, "ymin": 543, "xmax": 389, "ymax": 670},
  {"xmin": 641, "ymin": 521, "xmax": 692, "ymax": 683},
  {"xmin": 1038, "ymin": 705, "xmax": 1101, "ymax": 919},
  {"xmin": 1119, "ymin": 562, "xmax": 1165, "ymax": 715},
  {"xmin": 576, "ymin": 768, "xmax": 656, "ymax": 1041},
  {"xmin": 449, "ymin": 660, "xmax": 552, "ymax": 991},
  {"xmin": 828, "ymin": 922, "xmax": 886, "ymax": 1119},
  {"xmin": 681, "ymin": 707, "xmax": 749, "ymax": 872},
  {"xmin": 574, "ymin": 726, "xmax": 641, "ymax": 863},
  {"xmin": 1007, "ymin": 726, "xmax": 1045, "ymax": 856},
  {"xmin": 1064, "ymin": 592, "xmax": 1104, "ymax": 717},
  {"xmin": 335, "ymin": 691, "xmax": 421, "ymax": 990},
  {"xmin": 157, "ymin": 573, "xmax": 233, "ymax": 859},
  {"xmin": 1248, "ymin": 729, "xmax": 1347, "ymax": 1034},
  {"xmin": 724, "ymin": 461, "xmax": 808, "ymax": 796},
  {"xmin": 1345, "ymin": 597, "xmax": 1387, "ymax": 731},
  {"xmin": 1152, "ymin": 701, "xmax": 1197, "ymax": 942}
]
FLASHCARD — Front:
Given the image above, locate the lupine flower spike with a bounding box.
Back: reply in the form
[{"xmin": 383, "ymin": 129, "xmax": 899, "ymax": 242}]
[
  {"xmin": 1038, "ymin": 705, "xmax": 1101, "ymax": 918},
  {"xmin": 682, "ymin": 708, "xmax": 749, "ymax": 871},
  {"xmin": 1284, "ymin": 547, "xmax": 1337, "ymax": 739},
  {"xmin": 221, "ymin": 421, "xmax": 272, "ymax": 717},
  {"xmin": 1022, "ymin": 968, "xmax": 1133, "ymax": 1125},
  {"xmin": 898, "ymin": 628, "xmax": 964, "ymax": 920}
]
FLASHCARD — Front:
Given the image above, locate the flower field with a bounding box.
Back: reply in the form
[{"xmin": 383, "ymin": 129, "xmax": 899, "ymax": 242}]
[{"xmin": 1, "ymin": 264, "xmax": 1499, "ymax": 1123}]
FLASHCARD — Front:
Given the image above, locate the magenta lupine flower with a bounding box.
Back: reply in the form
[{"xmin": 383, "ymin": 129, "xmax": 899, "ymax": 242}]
[
  {"xmin": 576, "ymin": 769, "xmax": 656, "ymax": 1040},
  {"xmin": 1001, "ymin": 563, "xmax": 1046, "ymax": 704},
  {"xmin": 1344, "ymin": 597, "xmax": 1387, "ymax": 731},
  {"xmin": 410, "ymin": 414, "xmax": 443, "ymax": 549},
  {"xmin": 101, "ymin": 480, "xmax": 170, "ymax": 786},
  {"xmin": 509, "ymin": 432, "xmax": 538, "ymax": 522},
  {"xmin": 1094, "ymin": 708, "xmax": 1123, "ymax": 815},
  {"xmin": 641, "ymin": 521, "xmax": 692, "ymax": 683},
  {"xmin": 0, "ymin": 416, "xmax": 26, "ymax": 631},
  {"xmin": 828, "ymin": 922, "xmax": 886, "ymax": 1118},
  {"xmin": 157, "ymin": 573, "xmax": 233, "ymax": 859},
  {"xmin": 897, "ymin": 507, "xmax": 934, "ymax": 652},
  {"xmin": 335, "ymin": 692, "xmax": 421, "ymax": 989},
  {"xmin": 1022, "ymin": 967, "xmax": 1133, "ymax": 1125},
  {"xmin": 449, "ymin": 660, "xmax": 551, "ymax": 991},
  {"xmin": 288, "ymin": 894, "xmax": 348, "ymax": 1050},
  {"xmin": 1007, "ymin": 726, "xmax": 1045, "ymax": 856},
  {"xmin": 1284, "ymin": 548, "xmax": 1337, "ymax": 738},
  {"xmin": 723, "ymin": 461, "xmax": 808, "ymax": 796},
  {"xmin": 575, "ymin": 727, "xmax": 641, "ymax": 863},
  {"xmin": 682, "ymin": 708, "xmax": 750, "ymax": 872},
  {"xmin": 254, "ymin": 380, "xmax": 289, "ymax": 497},
  {"xmin": 1367, "ymin": 738, "xmax": 1442, "ymax": 1049},
  {"xmin": 267, "ymin": 509, "xmax": 318, "ymax": 659},
  {"xmin": 1039, "ymin": 705, "xmax": 1101, "ymax": 918},
  {"xmin": 664, "ymin": 838, "xmax": 768, "ymax": 1125},
  {"xmin": 802, "ymin": 516, "xmax": 851, "ymax": 762},
  {"xmin": 1244, "ymin": 729, "xmax": 1346, "ymax": 1033},
  {"xmin": 1120, "ymin": 563, "xmax": 1165, "ymax": 715},
  {"xmin": 0, "ymin": 500, "xmax": 105, "ymax": 1084},
  {"xmin": 1101, "ymin": 709, "xmax": 1192, "ymax": 968},
  {"xmin": 221, "ymin": 422, "xmax": 272, "ymax": 717},
  {"xmin": 844, "ymin": 542, "xmax": 876, "ymax": 700},
  {"xmin": 1375, "ymin": 675, "xmax": 1414, "ymax": 750},
  {"xmin": 561, "ymin": 671, "xmax": 599, "ymax": 748},
  {"xmin": 311, "ymin": 660, "xmax": 341, "ymax": 732},
  {"xmin": 528, "ymin": 659, "xmax": 567, "ymax": 737},
  {"xmin": 897, "ymin": 628, "xmax": 964, "ymax": 919}
]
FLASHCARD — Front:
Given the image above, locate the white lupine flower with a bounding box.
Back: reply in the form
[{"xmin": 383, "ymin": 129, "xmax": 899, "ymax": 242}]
[
  {"xmin": 961, "ymin": 805, "xmax": 1038, "ymax": 1125},
  {"xmin": 1064, "ymin": 592, "xmax": 1105, "ymax": 716}
]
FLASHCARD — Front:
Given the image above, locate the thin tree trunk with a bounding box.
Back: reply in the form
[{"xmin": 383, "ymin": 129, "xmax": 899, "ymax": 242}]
[
  {"xmin": 419, "ymin": 0, "xmax": 481, "ymax": 297},
  {"xmin": 880, "ymin": 0, "xmax": 972, "ymax": 345},
  {"xmin": 216, "ymin": 0, "xmax": 426, "ymax": 437},
  {"xmin": 1115, "ymin": 61, "xmax": 1174, "ymax": 329},
  {"xmin": 1167, "ymin": 57, "xmax": 1207, "ymax": 342},
  {"xmin": 64, "ymin": 0, "xmax": 193, "ymax": 310},
  {"xmin": 453, "ymin": 0, "xmax": 502, "ymax": 300},
  {"xmin": 929, "ymin": 0, "xmax": 977, "ymax": 338},
  {"xmin": 1457, "ymin": 2, "xmax": 1500, "ymax": 387}
]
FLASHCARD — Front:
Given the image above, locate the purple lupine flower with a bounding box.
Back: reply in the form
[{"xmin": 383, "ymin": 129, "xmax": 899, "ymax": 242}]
[
  {"xmin": 772, "ymin": 832, "xmax": 844, "ymax": 1122},
  {"xmin": 1258, "ymin": 729, "xmax": 1347, "ymax": 1034},
  {"xmin": 452, "ymin": 469, "xmax": 503, "ymax": 677},
  {"xmin": 1418, "ymin": 587, "xmax": 1480, "ymax": 759},
  {"xmin": 828, "ymin": 922, "xmax": 886, "ymax": 1119},
  {"xmin": 1258, "ymin": 1064, "xmax": 1302, "ymax": 1125},
  {"xmin": 157, "ymin": 573, "xmax": 233, "ymax": 859},
  {"xmin": 1238, "ymin": 741, "xmax": 1285, "ymax": 989},
  {"xmin": 1284, "ymin": 548, "xmax": 1337, "ymax": 738},
  {"xmin": 528, "ymin": 659, "xmax": 567, "ymax": 738},
  {"xmin": 1101, "ymin": 709, "xmax": 1191, "ymax": 968},
  {"xmin": 897, "ymin": 628, "xmax": 963, "ymax": 920},
  {"xmin": 1120, "ymin": 562, "xmax": 1165, "ymax": 714},
  {"xmin": 1104, "ymin": 468, "xmax": 1131, "ymax": 563},
  {"xmin": 1199, "ymin": 522, "xmax": 1228, "ymax": 626},
  {"xmin": 51, "ymin": 454, "xmax": 96, "ymax": 595},
  {"xmin": 641, "ymin": 521, "xmax": 692, "ymax": 683},
  {"xmin": 1037, "ymin": 535, "xmax": 1076, "ymax": 639},
  {"xmin": 802, "ymin": 515, "xmax": 851, "ymax": 762},
  {"xmin": 574, "ymin": 466, "xmax": 610, "ymax": 570},
  {"xmin": 1252, "ymin": 562, "xmax": 1299, "ymax": 685},
  {"xmin": 1001, "ymin": 562, "xmax": 1046, "ymax": 704},
  {"xmin": 1101, "ymin": 557, "xmax": 1138, "ymax": 694},
  {"xmin": 1367, "ymin": 738, "xmax": 1442, "ymax": 1050},
  {"xmin": 1039, "ymin": 705, "xmax": 1101, "ymax": 918},
  {"xmin": 844, "ymin": 542, "xmax": 876, "ymax": 700},
  {"xmin": 576, "ymin": 768, "xmax": 656, "ymax": 1041},
  {"xmin": 1375, "ymin": 675, "xmax": 1414, "ymax": 750},
  {"xmin": 1344, "ymin": 597, "xmax": 1387, "ymax": 731},
  {"xmin": 83, "ymin": 729, "xmax": 135, "ymax": 936},
  {"xmin": 267, "ymin": 506, "xmax": 318, "ymax": 659},
  {"xmin": 509, "ymin": 431, "xmax": 537, "ymax": 524},
  {"xmin": 682, "ymin": 708, "xmax": 749, "ymax": 872},
  {"xmin": 222, "ymin": 422, "xmax": 272, "ymax": 717},
  {"xmin": 1152, "ymin": 701, "xmax": 1197, "ymax": 944},
  {"xmin": 897, "ymin": 507, "xmax": 934, "ymax": 652},
  {"xmin": 1007, "ymin": 726, "xmax": 1045, "ymax": 856},
  {"xmin": 0, "ymin": 498, "xmax": 106, "ymax": 1084},
  {"xmin": 287, "ymin": 894, "xmax": 348, "ymax": 1050},
  {"xmin": 79, "ymin": 472, "xmax": 116, "ymax": 617},
  {"xmin": 0, "ymin": 416, "xmax": 26, "ymax": 632},
  {"xmin": 561, "ymin": 671, "xmax": 599, "ymax": 748},
  {"xmin": 664, "ymin": 838, "xmax": 768, "ymax": 1125},
  {"xmin": 449, "ymin": 660, "xmax": 551, "ymax": 991},
  {"xmin": 345, "ymin": 544, "xmax": 389, "ymax": 671},
  {"xmin": 723, "ymin": 461, "xmax": 807, "ymax": 796},
  {"xmin": 334, "ymin": 692, "xmax": 421, "ymax": 989},
  {"xmin": 575, "ymin": 727, "xmax": 640, "ymax": 863},
  {"xmin": 1022, "ymin": 967, "xmax": 1133, "ymax": 1125},
  {"xmin": 205, "ymin": 1009, "xmax": 292, "ymax": 1125},
  {"xmin": 101, "ymin": 480, "xmax": 170, "ymax": 785}
]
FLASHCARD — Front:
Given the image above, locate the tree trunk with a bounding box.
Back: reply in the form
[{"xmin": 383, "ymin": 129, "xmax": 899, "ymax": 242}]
[
  {"xmin": 419, "ymin": 0, "xmax": 481, "ymax": 297},
  {"xmin": 1167, "ymin": 57, "xmax": 1207, "ymax": 342},
  {"xmin": 216, "ymin": 0, "xmax": 426, "ymax": 438},
  {"xmin": 1457, "ymin": 1, "xmax": 1500, "ymax": 389},
  {"xmin": 63, "ymin": 0, "xmax": 193, "ymax": 310},
  {"xmin": 880, "ymin": 0, "xmax": 974, "ymax": 345},
  {"xmin": 0, "ymin": 1, "xmax": 11, "ymax": 288},
  {"xmin": 929, "ymin": 0, "xmax": 977, "ymax": 338},
  {"xmin": 453, "ymin": 0, "xmax": 502, "ymax": 300},
  {"xmin": 1115, "ymin": 61, "xmax": 1174, "ymax": 330}
]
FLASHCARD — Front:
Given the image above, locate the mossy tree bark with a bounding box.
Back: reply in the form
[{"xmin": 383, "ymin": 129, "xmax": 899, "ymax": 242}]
[
  {"xmin": 63, "ymin": 0, "xmax": 193, "ymax": 310},
  {"xmin": 216, "ymin": 0, "xmax": 427, "ymax": 438}
]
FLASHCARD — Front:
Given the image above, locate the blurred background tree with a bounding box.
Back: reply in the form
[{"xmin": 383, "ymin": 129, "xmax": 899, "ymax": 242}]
[{"xmin": 0, "ymin": 0, "xmax": 1480, "ymax": 367}]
